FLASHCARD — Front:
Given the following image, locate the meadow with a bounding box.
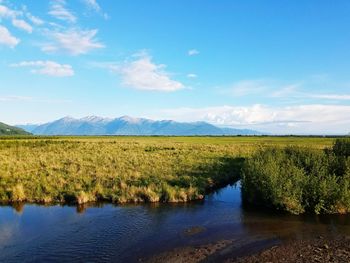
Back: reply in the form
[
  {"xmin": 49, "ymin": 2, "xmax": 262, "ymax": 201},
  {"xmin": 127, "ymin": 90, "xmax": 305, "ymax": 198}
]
[{"xmin": 0, "ymin": 136, "xmax": 334, "ymax": 205}]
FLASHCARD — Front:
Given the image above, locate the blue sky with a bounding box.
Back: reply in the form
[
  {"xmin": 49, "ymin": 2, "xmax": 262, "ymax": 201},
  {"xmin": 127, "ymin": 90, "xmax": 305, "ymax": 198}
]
[{"xmin": 1, "ymin": 0, "xmax": 350, "ymax": 134}]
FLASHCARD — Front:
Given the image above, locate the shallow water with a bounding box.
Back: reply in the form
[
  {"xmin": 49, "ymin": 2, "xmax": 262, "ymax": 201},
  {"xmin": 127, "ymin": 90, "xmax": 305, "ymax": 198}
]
[{"xmin": 1, "ymin": 182, "xmax": 350, "ymax": 262}]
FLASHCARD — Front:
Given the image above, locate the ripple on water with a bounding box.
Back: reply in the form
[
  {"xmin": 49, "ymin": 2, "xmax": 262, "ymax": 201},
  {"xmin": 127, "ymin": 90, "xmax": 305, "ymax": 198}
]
[{"xmin": 1, "ymin": 184, "xmax": 350, "ymax": 262}]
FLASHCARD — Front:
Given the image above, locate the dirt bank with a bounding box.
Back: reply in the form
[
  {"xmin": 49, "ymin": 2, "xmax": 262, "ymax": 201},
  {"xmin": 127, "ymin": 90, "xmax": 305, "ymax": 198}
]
[
  {"xmin": 234, "ymin": 236, "xmax": 350, "ymax": 263},
  {"xmin": 147, "ymin": 236, "xmax": 350, "ymax": 263}
]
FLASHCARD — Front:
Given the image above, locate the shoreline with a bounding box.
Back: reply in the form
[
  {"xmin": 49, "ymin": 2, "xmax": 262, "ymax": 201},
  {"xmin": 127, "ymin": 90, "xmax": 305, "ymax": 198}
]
[{"xmin": 146, "ymin": 235, "xmax": 350, "ymax": 262}]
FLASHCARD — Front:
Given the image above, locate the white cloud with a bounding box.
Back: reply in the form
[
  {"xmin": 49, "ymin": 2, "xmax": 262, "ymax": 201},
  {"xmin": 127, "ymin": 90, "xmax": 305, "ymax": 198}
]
[
  {"xmin": 225, "ymin": 78, "xmax": 350, "ymax": 101},
  {"xmin": 11, "ymin": 61, "xmax": 74, "ymax": 77},
  {"xmin": 42, "ymin": 28, "xmax": 104, "ymax": 55},
  {"xmin": 49, "ymin": 0, "xmax": 77, "ymax": 23},
  {"xmin": 187, "ymin": 73, "xmax": 197, "ymax": 78},
  {"xmin": 271, "ymin": 86, "xmax": 350, "ymax": 101},
  {"xmin": 26, "ymin": 13, "xmax": 44, "ymax": 25},
  {"xmin": 224, "ymin": 79, "xmax": 303, "ymax": 98},
  {"xmin": 112, "ymin": 52, "xmax": 184, "ymax": 92},
  {"xmin": 228, "ymin": 79, "xmax": 269, "ymax": 96},
  {"xmin": 0, "ymin": 96, "xmax": 33, "ymax": 102},
  {"xmin": 159, "ymin": 105, "xmax": 274, "ymax": 126},
  {"xmin": 0, "ymin": 4, "xmax": 36, "ymax": 33},
  {"xmin": 83, "ymin": 0, "xmax": 101, "ymax": 12},
  {"xmin": 153, "ymin": 104, "xmax": 350, "ymax": 134},
  {"xmin": 12, "ymin": 19, "xmax": 33, "ymax": 33},
  {"xmin": 0, "ymin": 4, "xmax": 20, "ymax": 19},
  {"xmin": 0, "ymin": 95, "xmax": 71, "ymax": 105},
  {"xmin": 90, "ymin": 61, "xmax": 119, "ymax": 72},
  {"xmin": 82, "ymin": 0, "xmax": 108, "ymax": 19},
  {"xmin": 308, "ymin": 94, "xmax": 350, "ymax": 100},
  {"xmin": 270, "ymin": 84, "xmax": 300, "ymax": 97},
  {"xmin": 188, "ymin": 49, "xmax": 199, "ymax": 56},
  {"xmin": 0, "ymin": 25, "xmax": 20, "ymax": 48}
]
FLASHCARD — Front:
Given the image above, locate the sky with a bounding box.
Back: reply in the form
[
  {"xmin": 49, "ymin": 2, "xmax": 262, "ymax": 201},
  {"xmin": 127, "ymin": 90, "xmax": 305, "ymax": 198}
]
[{"xmin": 1, "ymin": 0, "xmax": 350, "ymax": 134}]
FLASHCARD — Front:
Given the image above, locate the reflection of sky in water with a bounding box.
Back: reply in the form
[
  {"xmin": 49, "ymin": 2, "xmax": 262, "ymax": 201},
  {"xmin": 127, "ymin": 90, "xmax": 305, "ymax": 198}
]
[
  {"xmin": 0, "ymin": 207, "xmax": 21, "ymax": 248},
  {"xmin": 1, "ymin": 184, "xmax": 350, "ymax": 262}
]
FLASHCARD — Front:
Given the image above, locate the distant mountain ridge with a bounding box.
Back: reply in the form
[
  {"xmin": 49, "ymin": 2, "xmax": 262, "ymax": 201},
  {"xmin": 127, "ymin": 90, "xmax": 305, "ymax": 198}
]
[
  {"xmin": 0, "ymin": 122, "xmax": 31, "ymax": 135},
  {"xmin": 17, "ymin": 116, "xmax": 263, "ymax": 136}
]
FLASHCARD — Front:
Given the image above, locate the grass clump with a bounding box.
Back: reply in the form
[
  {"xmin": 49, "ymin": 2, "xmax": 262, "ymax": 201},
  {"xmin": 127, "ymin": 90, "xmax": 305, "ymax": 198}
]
[{"xmin": 242, "ymin": 138, "xmax": 350, "ymax": 214}]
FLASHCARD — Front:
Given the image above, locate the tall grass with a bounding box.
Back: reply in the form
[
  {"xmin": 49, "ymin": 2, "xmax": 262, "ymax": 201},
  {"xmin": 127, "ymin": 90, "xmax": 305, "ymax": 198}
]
[
  {"xmin": 0, "ymin": 137, "xmax": 246, "ymax": 204},
  {"xmin": 0, "ymin": 136, "xmax": 333, "ymax": 205}
]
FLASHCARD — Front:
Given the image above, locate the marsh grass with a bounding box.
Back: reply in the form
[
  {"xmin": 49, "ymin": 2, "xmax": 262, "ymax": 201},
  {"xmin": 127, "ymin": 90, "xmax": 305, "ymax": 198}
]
[{"xmin": 0, "ymin": 136, "xmax": 333, "ymax": 205}]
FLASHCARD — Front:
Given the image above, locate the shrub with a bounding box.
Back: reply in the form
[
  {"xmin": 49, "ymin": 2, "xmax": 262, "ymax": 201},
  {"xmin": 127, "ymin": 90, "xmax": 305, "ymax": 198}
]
[
  {"xmin": 242, "ymin": 139, "xmax": 350, "ymax": 214},
  {"xmin": 333, "ymin": 138, "xmax": 350, "ymax": 157}
]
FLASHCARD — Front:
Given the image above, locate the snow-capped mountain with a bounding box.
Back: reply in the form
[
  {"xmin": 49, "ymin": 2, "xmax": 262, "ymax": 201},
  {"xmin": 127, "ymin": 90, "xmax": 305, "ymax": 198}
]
[{"xmin": 17, "ymin": 116, "xmax": 263, "ymax": 136}]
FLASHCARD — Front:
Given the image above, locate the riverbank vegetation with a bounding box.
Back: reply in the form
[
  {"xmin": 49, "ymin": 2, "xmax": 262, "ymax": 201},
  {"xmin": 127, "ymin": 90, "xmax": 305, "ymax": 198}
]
[
  {"xmin": 242, "ymin": 138, "xmax": 350, "ymax": 214},
  {"xmin": 0, "ymin": 136, "xmax": 332, "ymax": 205}
]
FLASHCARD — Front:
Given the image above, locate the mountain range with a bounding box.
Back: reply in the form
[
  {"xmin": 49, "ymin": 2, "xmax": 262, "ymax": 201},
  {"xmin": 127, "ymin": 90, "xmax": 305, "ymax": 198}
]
[{"xmin": 17, "ymin": 116, "xmax": 263, "ymax": 136}]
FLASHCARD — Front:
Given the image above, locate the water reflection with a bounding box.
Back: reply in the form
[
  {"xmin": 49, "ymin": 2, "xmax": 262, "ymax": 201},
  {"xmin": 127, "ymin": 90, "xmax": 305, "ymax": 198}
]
[
  {"xmin": 1, "ymin": 183, "xmax": 350, "ymax": 262},
  {"xmin": 11, "ymin": 202, "xmax": 25, "ymax": 215}
]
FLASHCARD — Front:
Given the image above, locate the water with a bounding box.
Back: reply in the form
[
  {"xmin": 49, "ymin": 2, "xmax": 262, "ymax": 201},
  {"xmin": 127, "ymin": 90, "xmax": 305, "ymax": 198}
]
[{"xmin": 1, "ymin": 182, "xmax": 350, "ymax": 262}]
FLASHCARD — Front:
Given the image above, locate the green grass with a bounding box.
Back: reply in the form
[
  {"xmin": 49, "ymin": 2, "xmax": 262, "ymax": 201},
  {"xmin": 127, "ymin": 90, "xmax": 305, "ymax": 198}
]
[{"xmin": 0, "ymin": 136, "xmax": 334, "ymax": 205}]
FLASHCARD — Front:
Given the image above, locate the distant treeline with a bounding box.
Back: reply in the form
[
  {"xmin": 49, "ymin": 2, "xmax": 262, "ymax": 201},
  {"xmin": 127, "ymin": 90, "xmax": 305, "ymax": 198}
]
[{"xmin": 242, "ymin": 138, "xmax": 350, "ymax": 214}]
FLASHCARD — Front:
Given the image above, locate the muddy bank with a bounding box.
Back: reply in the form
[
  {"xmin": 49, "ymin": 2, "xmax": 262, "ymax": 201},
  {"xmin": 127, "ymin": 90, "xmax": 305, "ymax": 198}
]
[
  {"xmin": 147, "ymin": 235, "xmax": 350, "ymax": 263},
  {"xmin": 235, "ymin": 235, "xmax": 350, "ymax": 263},
  {"xmin": 146, "ymin": 240, "xmax": 234, "ymax": 263}
]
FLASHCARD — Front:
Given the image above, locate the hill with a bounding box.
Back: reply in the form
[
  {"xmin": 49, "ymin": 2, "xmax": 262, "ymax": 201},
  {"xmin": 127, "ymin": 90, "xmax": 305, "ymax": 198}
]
[
  {"xmin": 17, "ymin": 116, "xmax": 263, "ymax": 136},
  {"xmin": 0, "ymin": 122, "xmax": 31, "ymax": 135}
]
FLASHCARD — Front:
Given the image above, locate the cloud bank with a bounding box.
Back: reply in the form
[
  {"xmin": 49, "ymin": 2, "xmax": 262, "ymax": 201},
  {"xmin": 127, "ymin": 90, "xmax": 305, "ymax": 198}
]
[{"xmin": 154, "ymin": 104, "xmax": 350, "ymax": 134}]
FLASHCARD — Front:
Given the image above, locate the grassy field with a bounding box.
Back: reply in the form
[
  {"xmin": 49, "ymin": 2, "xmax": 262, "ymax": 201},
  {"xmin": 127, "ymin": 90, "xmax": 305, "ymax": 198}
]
[{"xmin": 0, "ymin": 136, "xmax": 334, "ymax": 205}]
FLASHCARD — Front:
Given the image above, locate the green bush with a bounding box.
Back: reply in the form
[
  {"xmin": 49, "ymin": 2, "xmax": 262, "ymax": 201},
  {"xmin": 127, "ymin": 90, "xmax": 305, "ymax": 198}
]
[
  {"xmin": 242, "ymin": 139, "xmax": 350, "ymax": 214},
  {"xmin": 332, "ymin": 138, "xmax": 350, "ymax": 157}
]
